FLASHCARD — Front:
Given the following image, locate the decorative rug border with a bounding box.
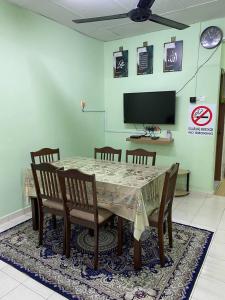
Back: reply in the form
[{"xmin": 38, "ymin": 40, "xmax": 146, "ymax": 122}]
[
  {"xmin": 0, "ymin": 219, "xmax": 77, "ymax": 299},
  {"xmin": 177, "ymin": 222, "xmax": 213, "ymax": 300},
  {"xmin": 0, "ymin": 219, "xmax": 214, "ymax": 300}
]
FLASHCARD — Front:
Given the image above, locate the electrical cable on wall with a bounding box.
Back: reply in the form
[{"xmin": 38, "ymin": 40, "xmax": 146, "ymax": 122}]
[{"xmin": 176, "ymin": 45, "xmax": 220, "ymax": 95}]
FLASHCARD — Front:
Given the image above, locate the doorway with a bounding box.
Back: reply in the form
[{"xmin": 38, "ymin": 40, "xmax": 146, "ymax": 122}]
[{"xmin": 215, "ymin": 70, "xmax": 225, "ymax": 181}]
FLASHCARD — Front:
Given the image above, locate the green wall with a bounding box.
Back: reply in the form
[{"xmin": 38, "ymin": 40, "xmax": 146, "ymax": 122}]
[
  {"xmin": 0, "ymin": 1, "xmax": 104, "ymax": 218},
  {"xmin": 104, "ymin": 19, "xmax": 225, "ymax": 193}
]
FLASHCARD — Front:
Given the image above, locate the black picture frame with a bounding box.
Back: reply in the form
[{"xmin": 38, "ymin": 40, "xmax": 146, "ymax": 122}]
[
  {"xmin": 137, "ymin": 45, "xmax": 154, "ymax": 75},
  {"xmin": 163, "ymin": 41, "xmax": 183, "ymax": 72},
  {"xmin": 113, "ymin": 50, "xmax": 128, "ymax": 78}
]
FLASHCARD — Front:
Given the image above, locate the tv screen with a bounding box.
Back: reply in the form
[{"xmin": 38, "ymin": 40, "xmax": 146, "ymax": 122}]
[{"xmin": 123, "ymin": 91, "xmax": 176, "ymax": 124}]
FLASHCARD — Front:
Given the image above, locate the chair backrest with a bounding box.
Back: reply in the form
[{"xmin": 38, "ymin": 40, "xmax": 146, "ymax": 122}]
[
  {"xmin": 58, "ymin": 169, "xmax": 98, "ymax": 222},
  {"xmin": 30, "ymin": 148, "xmax": 60, "ymax": 164},
  {"xmin": 31, "ymin": 163, "xmax": 63, "ymax": 204},
  {"xmin": 94, "ymin": 146, "xmax": 122, "ymax": 162},
  {"xmin": 158, "ymin": 163, "xmax": 179, "ymax": 222},
  {"xmin": 126, "ymin": 148, "xmax": 156, "ymax": 166}
]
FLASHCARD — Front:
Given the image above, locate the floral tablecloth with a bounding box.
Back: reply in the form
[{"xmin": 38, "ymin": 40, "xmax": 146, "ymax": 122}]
[{"xmin": 24, "ymin": 156, "xmax": 168, "ymax": 240}]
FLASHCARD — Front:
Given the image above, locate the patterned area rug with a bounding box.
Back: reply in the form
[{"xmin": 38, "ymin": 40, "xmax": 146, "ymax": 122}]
[{"xmin": 0, "ymin": 217, "xmax": 213, "ymax": 300}]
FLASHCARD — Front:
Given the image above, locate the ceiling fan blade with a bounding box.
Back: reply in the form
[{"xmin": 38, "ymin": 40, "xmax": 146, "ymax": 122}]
[
  {"xmin": 137, "ymin": 0, "xmax": 155, "ymax": 9},
  {"xmin": 73, "ymin": 13, "xmax": 128, "ymax": 24},
  {"xmin": 149, "ymin": 14, "xmax": 189, "ymax": 30}
]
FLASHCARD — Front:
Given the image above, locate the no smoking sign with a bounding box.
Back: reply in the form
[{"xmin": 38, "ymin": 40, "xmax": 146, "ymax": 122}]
[
  {"xmin": 191, "ymin": 106, "xmax": 213, "ymax": 127},
  {"xmin": 188, "ymin": 104, "xmax": 216, "ymax": 136}
]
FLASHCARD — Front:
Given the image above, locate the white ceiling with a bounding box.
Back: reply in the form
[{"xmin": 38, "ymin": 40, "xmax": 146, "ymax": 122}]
[{"xmin": 7, "ymin": 0, "xmax": 225, "ymax": 41}]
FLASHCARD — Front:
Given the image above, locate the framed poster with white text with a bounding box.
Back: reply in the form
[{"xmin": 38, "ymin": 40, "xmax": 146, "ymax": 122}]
[
  {"xmin": 137, "ymin": 45, "xmax": 153, "ymax": 75},
  {"xmin": 113, "ymin": 50, "xmax": 128, "ymax": 78},
  {"xmin": 163, "ymin": 41, "xmax": 183, "ymax": 72}
]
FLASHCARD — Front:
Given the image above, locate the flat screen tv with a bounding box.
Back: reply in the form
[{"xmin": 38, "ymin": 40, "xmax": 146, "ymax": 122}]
[{"xmin": 123, "ymin": 91, "xmax": 176, "ymax": 124}]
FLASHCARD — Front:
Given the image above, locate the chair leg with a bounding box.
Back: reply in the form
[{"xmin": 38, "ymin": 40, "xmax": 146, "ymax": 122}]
[
  {"xmin": 110, "ymin": 216, "xmax": 115, "ymax": 228},
  {"xmin": 94, "ymin": 226, "xmax": 99, "ymax": 270},
  {"xmin": 133, "ymin": 238, "xmax": 142, "ymax": 270},
  {"xmin": 65, "ymin": 219, "xmax": 71, "ymax": 258},
  {"xmin": 63, "ymin": 218, "xmax": 66, "ymax": 255},
  {"xmin": 117, "ymin": 216, "xmax": 123, "ymax": 255},
  {"xmin": 31, "ymin": 197, "xmax": 39, "ymax": 231},
  {"xmin": 158, "ymin": 225, "xmax": 165, "ymax": 267},
  {"xmin": 38, "ymin": 208, "xmax": 44, "ymax": 246},
  {"xmin": 52, "ymin": 214, "xmax": 57, "ymax": 229},
  {"xmin": 168, "ymin": 215, "xmax": 173, "ymax": 248},
  {"xmin": 163, "ymin": 222, "xmax": 167, "ymax": 234}
]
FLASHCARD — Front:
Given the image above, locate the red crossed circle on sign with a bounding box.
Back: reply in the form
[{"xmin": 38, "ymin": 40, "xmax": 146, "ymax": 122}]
[{"xmin": 191, "ymin": 105, "xmax": 213, "ymax": 127}]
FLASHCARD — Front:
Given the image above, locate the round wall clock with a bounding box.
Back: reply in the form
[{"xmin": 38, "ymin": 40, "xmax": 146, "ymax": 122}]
[{"xmin": 200, "ymin": 26, "xmax": 223, "ymax": 49}]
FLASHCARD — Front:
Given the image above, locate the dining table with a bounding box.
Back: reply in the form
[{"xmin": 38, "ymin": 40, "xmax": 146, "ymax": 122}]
[{"xmin": 24, "ymin": 156, "xmax": 168, "ymax": 269}]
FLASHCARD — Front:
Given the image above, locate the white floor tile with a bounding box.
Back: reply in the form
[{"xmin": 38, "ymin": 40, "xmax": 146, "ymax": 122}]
[
  {"xmin": 172, "ymin": 196, "xmax": 185, "ymax": 209},
  {"xmin": 0, "ymin": 215, "xmax": 30, "ymax": 233},
  {"xmin": 212, "ymin": 229, "xmax": 225, "ymax": 244},
  {"xmin": 217, "ymin": 210, "xmax": 225, "ymax": 231},
  {"xmin": 7, "ymin": 215, "xmax": 31, "ymax": 228},
  {"xmin": 2, "ymin": 265, "xmax": 28, "ymax": 283},
  {"xmin": 192, "ymin": 275, "xmax": 225, "ymax": 300},
  {"xmin": 23, "ymin": 277, "xmax": 54, "ymax": 298},
  {"xmin": 191, "ymin": 197, "xmax": 225, "ymax": 231},
  {"xmin": 208, "ymin": 241, "xmax": 225, "ymax": 260},
  {"xmin": 47, "ymin": 291, "xmax": 67, "ymax": 299},
  {"xmin": 0, "ymin": 271, "xmax": 20, "ymax": 298},
  {"xmin": 173, "ymin": 192, "xmax": 206, "ymax": 225},
  {"xmin": 200, "ymin": 256, "xmax": 225, "ymax": 284},
  {"xmin": 1, "ymin": 284, "xmax": 45, "ymax": 300},
  {"xmin": 0, "ymin": 260, "xmax": 8, "ymax": 270},
  {"xmin": 0, "ymin": 224, "xmax": 11, "ymax": 233}
]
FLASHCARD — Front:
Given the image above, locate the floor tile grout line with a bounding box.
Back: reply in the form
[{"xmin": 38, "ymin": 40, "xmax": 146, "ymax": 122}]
[
  {"xmin": 0, "ymin": 267, "xmax": 51, "ymax": 300},
  {"xmin": 0, "ymin": 280, "xmax": 22, "ymax": 300},
  {"xmin": 189, "ymin": 196, "xmax": 207, "ymax": 225},
  {"xmin": 190, "ymin": 205, "xmax": 225, "ymax": 295},
  {"xmin": 21, "ymin": 280, "xmax": 54, "ymax": 299},
  {"xmin": 1, "ymin": 267, "xmax": 28, "ymax": 285},
  {"xmin": 188, "ymin": 195, "xmax": 217, "ymax": 298},
  {"xmin": 214, "ymin": 207, "xmax": 225, "ymax": 233},
  {"xmin": 198, "ymin": 272, "xmax": 225, "ymax": 286},
  {"xmin": 20, "ymin": 282, "xmax": 47, "ymax": 300}
]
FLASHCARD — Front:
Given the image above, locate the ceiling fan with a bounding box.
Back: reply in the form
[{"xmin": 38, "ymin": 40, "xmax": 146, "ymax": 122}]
[{"xmin": 73, "ymin": 0, "xmax": 189, "ymax": 30}]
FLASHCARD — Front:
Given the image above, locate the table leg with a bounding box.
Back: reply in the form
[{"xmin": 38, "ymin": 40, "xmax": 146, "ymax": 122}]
[
  {"xmin": 133, "ymin": 238, "xmax": 141, "ymax": 270},
  {"xmin": 30, "ymin": 197, "xmax": 39, "ymax": 231},
  {"xmin": 186, "ymin": 173, "xmax": 190, "ymax": 192}
]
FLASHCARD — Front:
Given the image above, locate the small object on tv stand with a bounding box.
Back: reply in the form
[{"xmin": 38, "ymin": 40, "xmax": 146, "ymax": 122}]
[
  {"xmin": 166, "ymin": 130, "xmax": 172, "ymax": 140},
  {"xmin": 130, "ymin": 135, "xmax": 142, "ymax": 139},
  {"xmin": 151, "ymin": 136, "xmax": 160, "ymax": 140}
]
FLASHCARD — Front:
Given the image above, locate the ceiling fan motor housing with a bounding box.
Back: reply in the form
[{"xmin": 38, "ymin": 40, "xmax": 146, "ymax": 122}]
[{"xmin": 128, "ymin": 8, "xmax": 151, "ymax": 22}]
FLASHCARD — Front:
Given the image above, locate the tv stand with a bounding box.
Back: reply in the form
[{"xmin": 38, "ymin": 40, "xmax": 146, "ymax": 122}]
[{"xmin": 126, "ymin": 136, "xmax": 174, "ymax": 145}]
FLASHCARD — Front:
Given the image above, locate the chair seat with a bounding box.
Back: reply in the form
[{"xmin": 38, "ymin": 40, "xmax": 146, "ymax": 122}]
[
  {"xmin": 43, "ymin": 200, "xmax": 64, "ymax": 211},
  {"xmin": 70, "ymin": 207, "xmax": 113, "ymax": 224}
]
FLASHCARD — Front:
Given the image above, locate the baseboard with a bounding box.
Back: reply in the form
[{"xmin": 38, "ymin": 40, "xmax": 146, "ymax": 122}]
[{"xmin": 0, "ymin": 206, "xmax": 31, "ymax": 226}]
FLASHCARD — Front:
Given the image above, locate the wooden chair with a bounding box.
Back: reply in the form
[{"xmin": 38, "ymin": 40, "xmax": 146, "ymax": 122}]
[
  {"xmin": 117, "ymin": 163, "xmax": 179, "ymax": 267},
  {"xmin": 58, "ymin": 168, "xmax": 118, "ymax": 270},
  {"xmin": 31, "ymin": 163, "xmax": 65, "ymax": 253},
  {"xmin": 148, "ymin": 163, "xmax": 179, "ymax": 266},
  {"xmin": 30, "ymin": 148, "xmax": 60, "ymax": 164},
  {"xmin": 126, "ymin": 148, "xmax": 156, "ymax": 166},
  {"xmin": 30, "ymin": 148, "xmax": 60, "ymax": 229},
  {"xmin": 94, "ymin": 146, "xmax": 122, "ymax": 162}
]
